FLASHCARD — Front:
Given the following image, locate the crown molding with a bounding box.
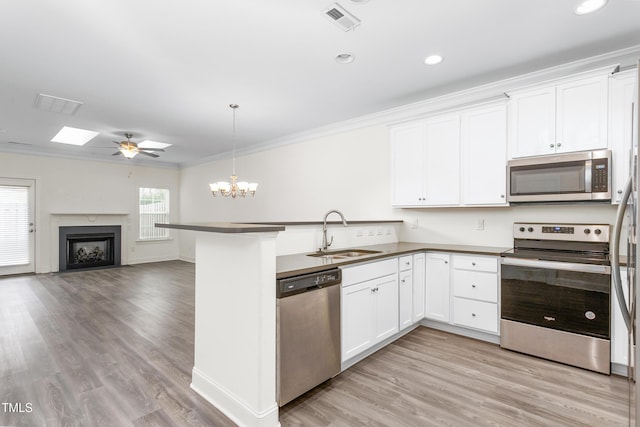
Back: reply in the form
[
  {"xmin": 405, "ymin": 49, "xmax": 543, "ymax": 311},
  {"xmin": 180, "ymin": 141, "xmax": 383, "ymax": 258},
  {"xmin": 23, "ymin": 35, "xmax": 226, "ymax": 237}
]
[{"xmin": 182, "ymin": 44, "xmax": 640, "ymax": 168}]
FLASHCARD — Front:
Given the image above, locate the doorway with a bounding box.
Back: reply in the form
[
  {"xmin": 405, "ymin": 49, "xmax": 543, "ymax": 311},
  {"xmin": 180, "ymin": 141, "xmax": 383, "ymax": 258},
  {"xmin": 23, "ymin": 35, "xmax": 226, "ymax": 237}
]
[{"xmin": 0, "ymin": 178, "xmax": 35, "ymax": 275}]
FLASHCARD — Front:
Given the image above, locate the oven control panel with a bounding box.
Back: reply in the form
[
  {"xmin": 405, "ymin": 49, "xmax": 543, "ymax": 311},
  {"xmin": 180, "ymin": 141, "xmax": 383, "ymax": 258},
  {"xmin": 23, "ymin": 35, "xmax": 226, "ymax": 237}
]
[{"xmin": 513, "ymin": 223, "xmax": 610, "ymax": 243}]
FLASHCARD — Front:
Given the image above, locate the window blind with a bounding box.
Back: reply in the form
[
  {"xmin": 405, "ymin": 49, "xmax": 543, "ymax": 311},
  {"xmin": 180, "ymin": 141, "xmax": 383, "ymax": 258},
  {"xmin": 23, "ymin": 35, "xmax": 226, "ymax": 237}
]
[
  {"xmin": 139, "ymin": 188, "xmax": 170, "ymax": 240},
  {"xmin": 0, "ymin": 185, "xmax": 30, "ymax": 266}
]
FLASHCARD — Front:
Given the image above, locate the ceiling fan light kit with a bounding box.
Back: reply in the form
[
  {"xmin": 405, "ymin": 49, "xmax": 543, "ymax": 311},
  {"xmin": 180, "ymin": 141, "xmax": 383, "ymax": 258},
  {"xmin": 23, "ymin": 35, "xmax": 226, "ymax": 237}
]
[
  {"xmin": 209, "ymin": 104, "xmax": 258, "ymax": 198},
  {"xmin": 113, "ymin": 133, "xmax": 164, "ymax": 159}
]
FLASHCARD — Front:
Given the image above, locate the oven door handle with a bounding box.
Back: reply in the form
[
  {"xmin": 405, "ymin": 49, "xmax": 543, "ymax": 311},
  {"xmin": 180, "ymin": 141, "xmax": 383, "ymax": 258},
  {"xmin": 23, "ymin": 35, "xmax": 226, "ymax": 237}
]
[{"xmin": 501, "ymin": 257, "xmax": 611, "ymax": 274}]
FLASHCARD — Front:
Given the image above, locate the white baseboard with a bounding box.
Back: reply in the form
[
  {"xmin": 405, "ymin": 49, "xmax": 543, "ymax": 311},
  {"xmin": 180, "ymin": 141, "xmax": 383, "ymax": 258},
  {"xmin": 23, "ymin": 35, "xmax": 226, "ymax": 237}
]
[{"xmin": 191, "ymin": 367, "xmax": 280, "ymax": 427}]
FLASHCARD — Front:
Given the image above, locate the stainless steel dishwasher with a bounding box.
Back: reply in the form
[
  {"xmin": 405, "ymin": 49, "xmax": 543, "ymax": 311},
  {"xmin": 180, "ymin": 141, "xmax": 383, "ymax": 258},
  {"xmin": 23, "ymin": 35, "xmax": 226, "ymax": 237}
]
[{"xmin": 276, "ymin": 268, "xmax": 341, "ymax": 406}]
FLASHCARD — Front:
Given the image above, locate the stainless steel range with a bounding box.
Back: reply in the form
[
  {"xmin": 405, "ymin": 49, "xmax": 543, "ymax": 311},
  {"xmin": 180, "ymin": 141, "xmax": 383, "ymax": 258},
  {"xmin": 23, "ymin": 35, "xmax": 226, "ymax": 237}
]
[{"xmin": 500, "ymin": 222, "xmax": 611, "ymax": 374}]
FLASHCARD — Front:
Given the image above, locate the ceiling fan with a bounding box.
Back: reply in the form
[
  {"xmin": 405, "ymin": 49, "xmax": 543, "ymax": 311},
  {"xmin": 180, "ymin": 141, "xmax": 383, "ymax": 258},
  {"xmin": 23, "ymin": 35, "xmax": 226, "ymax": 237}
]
[{"xmin": 112, "ymin": 133, "xmax": 164, "ymax": 159}]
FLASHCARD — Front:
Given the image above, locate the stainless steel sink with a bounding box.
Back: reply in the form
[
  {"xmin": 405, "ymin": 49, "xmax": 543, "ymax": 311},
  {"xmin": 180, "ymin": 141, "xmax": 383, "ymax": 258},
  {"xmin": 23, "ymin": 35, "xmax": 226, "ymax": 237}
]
[{"xmin": 307, "ymin": 249, "xmax": 381, "ymax": 260}]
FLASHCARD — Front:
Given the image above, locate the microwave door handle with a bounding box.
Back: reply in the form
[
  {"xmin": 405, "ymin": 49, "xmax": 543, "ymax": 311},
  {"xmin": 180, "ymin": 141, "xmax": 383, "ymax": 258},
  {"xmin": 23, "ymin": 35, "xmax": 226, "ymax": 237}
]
[
  {"xmin": 612, "ymin": 174, "xmax": 632, "ymax": 330},
  {"xmin": 584, "ymin": 159, "xmax": 592, "ymax": 192}
]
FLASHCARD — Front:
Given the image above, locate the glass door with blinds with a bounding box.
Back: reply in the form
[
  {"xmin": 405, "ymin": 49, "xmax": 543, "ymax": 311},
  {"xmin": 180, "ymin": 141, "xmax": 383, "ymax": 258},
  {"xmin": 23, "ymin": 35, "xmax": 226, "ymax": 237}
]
[{"xmin": 0, "ymin": 179, "xmax": 35, "ymax": 275}]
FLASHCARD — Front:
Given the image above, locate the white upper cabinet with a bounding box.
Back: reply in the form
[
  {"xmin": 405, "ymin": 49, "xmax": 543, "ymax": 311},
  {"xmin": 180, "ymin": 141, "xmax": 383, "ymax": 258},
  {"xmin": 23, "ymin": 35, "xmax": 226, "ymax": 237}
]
[
  {"xmin": 609, "ymin": 70, "xmax": 637, "ymax": 204},
  {"xmin": 390, "ymin": 122, "xmax": 425, "ymax": 206},
  {"xmin": 509, "ymin": 87, "xmax": 556, "ymax": 157},
  {"xmin": 424, "ymin": 113, "xmax": 461, "ymax": 206},
  {"xmin": 509, "ymin": 74, "xmax": 609, "ymax": 158},
  {"xmin": 461, "ymin": 104, "xmax": 508, "ymax": 205},
  {"xmin": 390, "ymin": 103, "xmax": 507, "ymax": 207},
  {"xmin": 390, "ymin": 114, "xmax": 460, "ymax": 207}
]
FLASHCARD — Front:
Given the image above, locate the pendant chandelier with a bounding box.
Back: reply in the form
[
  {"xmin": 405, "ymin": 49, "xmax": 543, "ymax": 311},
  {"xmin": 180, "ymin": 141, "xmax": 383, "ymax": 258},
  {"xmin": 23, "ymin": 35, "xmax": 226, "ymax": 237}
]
[{"xmin": 209, "ymin": 104, "xmax": 258, "ymax": 198}]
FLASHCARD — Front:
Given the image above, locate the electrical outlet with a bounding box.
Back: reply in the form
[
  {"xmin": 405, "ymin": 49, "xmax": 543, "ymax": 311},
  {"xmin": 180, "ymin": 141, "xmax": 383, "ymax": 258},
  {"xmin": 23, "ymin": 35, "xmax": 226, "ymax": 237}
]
[
  {"xmin": 476, "ymin": 219, "xmax": 485, "ymax": 231},
  {"xmin": 411, "ymin": 217, "xmax": 419, "ymax": 229}
]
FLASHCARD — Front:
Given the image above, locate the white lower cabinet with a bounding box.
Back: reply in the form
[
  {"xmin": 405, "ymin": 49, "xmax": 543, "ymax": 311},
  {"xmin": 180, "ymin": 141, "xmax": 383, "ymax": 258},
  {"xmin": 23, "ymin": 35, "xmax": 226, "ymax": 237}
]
[
  {"xmin": 425, "ymin": 252, "xmax": 499, "ymax": 335},
  {"xmin": 425, "ymin": 253, "xmax": 451, "ymax": 322},
  {"xmin": 341, "ymin": 259, "xmax": 399, "ymax": 362},
  {"xmin": 452, "ymin": 298, "xmax": 498, "ymax": 333},
  {"xmin": 412, "ymin": 253, "xmax": 426, "ymax": 322},
  {"xmin": 399, "ymin": 269, "xmax": 413, "ymax": 330}
]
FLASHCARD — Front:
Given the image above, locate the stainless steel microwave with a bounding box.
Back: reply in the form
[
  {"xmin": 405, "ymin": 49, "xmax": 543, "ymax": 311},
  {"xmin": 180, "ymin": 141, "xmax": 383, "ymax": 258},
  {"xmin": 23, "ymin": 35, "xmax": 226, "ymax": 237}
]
[{"xmin": 507, "ymin": 149, "xmax": 611, "ymax": 203}]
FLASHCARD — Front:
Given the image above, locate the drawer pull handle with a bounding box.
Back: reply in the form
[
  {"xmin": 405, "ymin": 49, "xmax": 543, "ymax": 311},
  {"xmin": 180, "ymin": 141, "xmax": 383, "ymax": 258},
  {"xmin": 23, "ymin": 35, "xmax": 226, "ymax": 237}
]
[
  {"xmin": 472, "ymin": 262, "xmax": 476, "ymax": 266},
  {"xmin": 471, "ymin": 313, "xmax": 476, "ymax": 317},
  {"xmin": 405, "ymin": 261, "xmax": 410, "ymax": 265},
  {"xmin": 471, "ymin": 284, "xmax": 476, "ymax": 288}
]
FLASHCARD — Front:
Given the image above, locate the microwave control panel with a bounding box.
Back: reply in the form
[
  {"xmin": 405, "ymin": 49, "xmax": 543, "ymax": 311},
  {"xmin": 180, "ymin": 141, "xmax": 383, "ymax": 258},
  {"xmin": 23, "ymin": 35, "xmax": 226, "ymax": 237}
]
[{"xmin": 591, "ymin": 158, "xmax": 609, "ymax": 193}]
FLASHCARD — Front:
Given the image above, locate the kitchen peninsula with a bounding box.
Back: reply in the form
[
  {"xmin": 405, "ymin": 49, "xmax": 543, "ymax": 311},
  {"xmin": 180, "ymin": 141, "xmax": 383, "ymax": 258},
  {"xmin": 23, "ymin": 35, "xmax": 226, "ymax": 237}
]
[{"xmin": 156, "ymin": 222, "xmax": 285, "ymax": 427}]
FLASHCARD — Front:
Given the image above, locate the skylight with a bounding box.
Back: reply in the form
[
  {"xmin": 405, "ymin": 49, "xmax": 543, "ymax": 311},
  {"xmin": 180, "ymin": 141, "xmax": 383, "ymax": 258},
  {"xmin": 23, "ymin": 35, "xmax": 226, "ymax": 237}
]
[{"xmin": 50, "ymin": 126, "xmax": 99, "ymax": 146}]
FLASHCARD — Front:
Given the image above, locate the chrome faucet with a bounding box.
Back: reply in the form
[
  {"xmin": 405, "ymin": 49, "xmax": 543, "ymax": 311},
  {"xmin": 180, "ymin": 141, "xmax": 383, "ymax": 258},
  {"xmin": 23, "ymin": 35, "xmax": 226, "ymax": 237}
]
[{"xmin": 320, "ymin": 210, "xmax": 348, "ymax": 253}]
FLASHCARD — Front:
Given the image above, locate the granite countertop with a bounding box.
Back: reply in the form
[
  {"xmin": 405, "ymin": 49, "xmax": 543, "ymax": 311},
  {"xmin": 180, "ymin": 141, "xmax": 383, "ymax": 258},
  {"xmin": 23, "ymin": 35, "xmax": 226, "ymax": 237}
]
[{"xmin": 276, "ymin": 242, "xmax": 511, "ymax": 278}]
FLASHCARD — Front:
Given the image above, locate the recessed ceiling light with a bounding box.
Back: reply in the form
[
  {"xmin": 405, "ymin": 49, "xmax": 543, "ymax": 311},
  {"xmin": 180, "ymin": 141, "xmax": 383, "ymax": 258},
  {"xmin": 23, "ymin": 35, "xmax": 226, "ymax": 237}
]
[
  {"xmin": 139, "ymin": 140, "xmax": 172, "ymax": 149},
  {"xmin": 349, "ymin": 0, "xmax": 370, "ymax": 3},
  {"xmin": 51, "ymin": 126, "xmax": 99, "ymax": 146},
  {"xmin": 574, "ymin": 0, "xmax": 608, "ymax": 15},
  {"xmin": 424, "ymin": 55, "xmax": 443, "ymax": 65},
  {"xmin": 335, "ymin": 53, "xmax": 355, "ymax": 64}
]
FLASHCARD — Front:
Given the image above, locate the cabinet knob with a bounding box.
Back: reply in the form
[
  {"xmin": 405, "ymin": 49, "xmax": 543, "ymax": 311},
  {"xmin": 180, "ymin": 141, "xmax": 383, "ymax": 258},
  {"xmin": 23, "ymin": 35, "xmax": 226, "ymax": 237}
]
[
  {"xmin": 472, "ymin": 262, "xmax": 476, "ymax": 266},
  {"xmin": 472, "ymin": 313, "xmax": 476, "ymax": 317},
  {"xmin": 444, "ymin": 260, "xmax": 448, "ymax": 264},
  {"xmin": 401, "ymin": 279, "xmax": 405, "ymax": 283},
  {"xmin": 618, "ymin": 190, "xmax": 623, "ymax": 194},
  {"xmin": 556, "ymin": 142, "xmax": 562, "ymax": 148},
  {"xmin": 549, "ymin": 144, "xmax": 555, "ymax": 148},
  {"xmin": 405, "ymin": 261, "xmax": 410, "ymax": 266},
  {"xmin": 500, "ymin": 194, "xmax": 505, "ymax": 198},
  {"xmin": 472, "ymin": 284, "xmax": 476, "ymax": 288}
]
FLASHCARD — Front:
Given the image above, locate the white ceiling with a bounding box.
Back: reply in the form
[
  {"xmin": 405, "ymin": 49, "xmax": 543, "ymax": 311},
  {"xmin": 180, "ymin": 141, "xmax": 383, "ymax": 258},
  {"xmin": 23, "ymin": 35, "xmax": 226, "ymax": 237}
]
[{"xmin": 1, "ymin": 0, "xmax": 639, "ymax": 166}]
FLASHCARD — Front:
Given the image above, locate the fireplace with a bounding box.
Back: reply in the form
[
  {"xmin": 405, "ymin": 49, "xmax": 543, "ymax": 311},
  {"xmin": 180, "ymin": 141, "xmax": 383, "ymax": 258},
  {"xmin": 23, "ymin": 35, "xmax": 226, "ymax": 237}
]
[{"xmin": 59, "ymin": 225, "xmax": 121, "ymax": 271}]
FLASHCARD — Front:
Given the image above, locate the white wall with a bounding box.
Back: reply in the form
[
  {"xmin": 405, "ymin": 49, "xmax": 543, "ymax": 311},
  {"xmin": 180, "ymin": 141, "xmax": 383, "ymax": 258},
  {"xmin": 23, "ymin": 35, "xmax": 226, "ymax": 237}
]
[
  {"xmin": 179, "ymin": 125, "xmax": 620, "ymax": 259},
  {"xmin": 0, "ymin": 152, "xmax": 180, "ymax": 273},
  {"xmin": 178, "ymin": 126, "xmax": 400, "ymax": 259}
]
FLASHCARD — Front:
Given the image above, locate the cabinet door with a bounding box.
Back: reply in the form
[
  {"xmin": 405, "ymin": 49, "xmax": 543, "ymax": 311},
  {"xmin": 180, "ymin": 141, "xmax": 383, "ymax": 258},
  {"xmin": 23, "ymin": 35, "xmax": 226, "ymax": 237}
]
[
  {"xmin": 461, "ymin": 104, "xmax": 508, "ymax": 205},
  {"xmin": 373, "ymin": 275, "xmax": 399, "ymax": 343},
  {"xmin": 509, "ymin": 86, "xmax": 556, "ymax": 158},
  {"xmin": 424, "ymin": 114, "xmax": 460, "ymax": 205},
  {"xmin": 609, "ymin": 71, "xmax": 637, "ymax": 204},
  {"xmin": 341, "ymin": 281, "xmax": 374, "ymax": 362},
  {"xmin": 390, "ymin": 121, "xmax": 425, "ymax": 206},
  {"xmin": 398, "ymin": 270, "xmax": 413, "ymax": 330},
  {"xmin": 412, "ymin": 253, "xmax": 426, "ymax": 322},
  {"xmin": 612, "ymin": 268, "xmax": 630, "ymax": 366},
  {"xmin": 425, "ymin": 253, "xmax": 451, "ymax": 322},
  {"xmin": 556, "ymin": 75, "xmax": 608, "ymax": 153}
]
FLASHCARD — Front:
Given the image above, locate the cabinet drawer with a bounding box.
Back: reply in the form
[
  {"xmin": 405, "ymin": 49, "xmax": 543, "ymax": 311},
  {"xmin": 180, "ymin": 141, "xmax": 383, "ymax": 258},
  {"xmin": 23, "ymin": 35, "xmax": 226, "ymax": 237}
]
[
  {"xmin": 453, "ymin": 298, "xmax": 498, "ymax": 334},
  {"xmin": 399, "ymin": 255, "xmax": 413, "ymax": 271},
  {"xmin": 452, "ymin": 270, "xmax": 498, "ymax": 303},
  {"xmin": 341, "ymin": 258, "xmax": 398, "ymax": 287},
  {"xmin": 452, "ymin": 255, "xmax": 497, "ymax": 273}
]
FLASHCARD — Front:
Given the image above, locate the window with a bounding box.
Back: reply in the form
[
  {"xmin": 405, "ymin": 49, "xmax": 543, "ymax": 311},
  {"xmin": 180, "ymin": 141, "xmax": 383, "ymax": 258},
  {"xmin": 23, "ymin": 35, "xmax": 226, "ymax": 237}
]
[{"xmin": 139, "ymin": 188, "xmax": 170, "ymax": 240}]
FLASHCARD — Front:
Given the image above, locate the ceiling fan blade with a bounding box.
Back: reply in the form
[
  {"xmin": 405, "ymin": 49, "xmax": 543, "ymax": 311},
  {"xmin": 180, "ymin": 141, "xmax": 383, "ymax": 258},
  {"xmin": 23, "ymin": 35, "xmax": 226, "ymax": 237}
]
[
  {"xmin": 112, "ymin": 151, "xmax": 122, "ymax": 156},
  {"xmin": 139, "ymin": 151, "xmax": 159, "ymax": 158},
  {"xmin": 141, "ymin": 148, "xmax": 165, "ymax": 152},
  {"xmin": 113, "ymin": 141, "xmax": 123, "ymax": 145}
]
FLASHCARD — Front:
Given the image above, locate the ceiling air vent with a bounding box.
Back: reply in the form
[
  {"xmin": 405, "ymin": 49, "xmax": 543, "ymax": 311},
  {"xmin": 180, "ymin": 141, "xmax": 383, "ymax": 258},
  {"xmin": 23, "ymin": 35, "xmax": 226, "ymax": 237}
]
[
  {"xmin": 324, "ymin": 3, "xmax": 361, "ymax": 31},
  {"xmin": 33, "ymin": 93, "xmax": 83, "ymax": 115}
]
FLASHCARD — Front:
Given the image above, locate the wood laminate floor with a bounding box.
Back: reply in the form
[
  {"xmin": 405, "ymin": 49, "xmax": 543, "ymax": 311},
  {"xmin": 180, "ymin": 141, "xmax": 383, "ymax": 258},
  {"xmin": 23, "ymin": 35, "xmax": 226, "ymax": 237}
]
[{"xmin": 0, "ymin": 261, "xmax": 635, "ymax": 426}]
